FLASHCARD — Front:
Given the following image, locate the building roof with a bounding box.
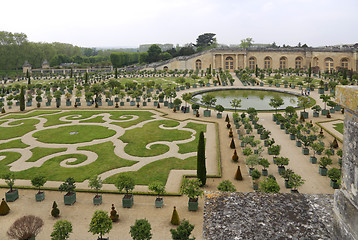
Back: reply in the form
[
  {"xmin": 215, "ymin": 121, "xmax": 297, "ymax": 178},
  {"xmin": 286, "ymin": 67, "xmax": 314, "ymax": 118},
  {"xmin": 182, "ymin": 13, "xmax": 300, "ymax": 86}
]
[
  {"xmin": 42, "ymin": 59, "xmax": 49, "ymax": 65},
  {"xmin": 22, "ymin": 60, "xmax": 32, "ymax": 67},
  {"xmin": 203, "ymin": 192, "xmax": 333, "ymax": 240}
]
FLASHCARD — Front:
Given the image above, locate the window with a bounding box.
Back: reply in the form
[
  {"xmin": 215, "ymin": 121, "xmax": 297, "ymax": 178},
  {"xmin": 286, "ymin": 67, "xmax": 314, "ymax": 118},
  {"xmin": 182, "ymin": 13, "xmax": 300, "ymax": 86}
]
[
  {"xmin": 280, "ymin": 57, "xmax": 287, "ymax": 69},
  {"xmin": 249, "ymin": 57, "xmax": 256, "ymax": 70},
  {"xmin": 325, "ymin": 58, "xmax": 334, "ymax": 72},
  {"xmin": 295, "ymin": 57, "xmax": 302, "ymax": 69},
  {"xmin": 225, "ymin": 57, "xmax": 234, "ymax": 70},
  {"xmin": 264, "ymin": 57, "xmax": 271, "ymax": 69},
  {"xmin": 195, "ymin": 59, "xmax": 202, "ymax": 70},
  {"xmin": 312, "ymin": 57, "xmax": 319, "ymax": 67},
  {"xmin": 341, "ymin": 58, "xmax": 349, "ymax": 69}
]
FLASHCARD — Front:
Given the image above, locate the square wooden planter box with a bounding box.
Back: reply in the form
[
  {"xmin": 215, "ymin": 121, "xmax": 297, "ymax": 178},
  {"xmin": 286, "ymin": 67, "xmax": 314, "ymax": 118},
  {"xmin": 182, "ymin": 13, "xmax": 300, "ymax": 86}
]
[
  {"xmin": 64, "ymin": 192, "xmax": 76, "ymax": 205},
  {"xmin": 310, "ymin": 156, "xmax": 317, "ymax": 164},
  {"xmin": 188, "ymin": 198, "xmax": 198, "ymax": 211},
  {"xmin": 319, "ymin": 167, "xmax": 328, "ymax": 176},
  {"xmin": 5, "ymin": 189, "xmax": 19, "ymax": 202},
  {"xmin": 35, "ymin": 192, "xmax": 45, "ymax": 202},
  {"xmin": 93, "ymin": 195, "xmax": 102, "ymax": 205},
  {"xmin": 122, "ymin": 194, "xmax": 133, "ymax": 208},
  {"xmin": 155, "ymin": 198, "xmax": 164, "ymax": 208}
]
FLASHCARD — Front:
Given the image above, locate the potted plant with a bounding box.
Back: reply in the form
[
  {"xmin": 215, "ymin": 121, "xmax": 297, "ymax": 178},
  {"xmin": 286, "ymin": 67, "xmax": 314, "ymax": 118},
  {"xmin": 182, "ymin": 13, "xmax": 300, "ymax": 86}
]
[
  {"xmin": 298, "ymin": 96, "xmax": 310, "ymax": 119},
  {"xmin": 201, "ymin": 94, "xmax": 216, "ymax": 117},
  {"xmin": 181, "ymin": 178, "xmax": 204, "ymax": 211},
  {"xmin": 328, "ymin": 168, "xmax": 341, "ymax": 189},
  {"xmin": 268, "ymin": 144, "xmax": 280, "ymax": 159},
  {"xmin": 215, "ymin": 105, "xmax": 224, "ymax": 118},
  {"xmin": 259, "ymin": 158, "xmax": 270, "ymax": 176},
  {"xmin": 282, "ymin": 169, "xmax": 294, "ymax": 188},
  {"xmin": 115, "ymin": 175, "xmax": 135, "ymax": 208},
  {"xmin": 320, "ymin": 94, "xmax": 330, "ymax": 115},
  {"xmin": 251, "ymin": 169, "xmax": 261, "ymax": 190},
  {"xmin": 327, "ymin": 100, "xmax": 337, "ymax": 113},
  {"xmin": 318, "ymin": 156, "xmax": 332, "ymax": 176},
  {"xmin": 217, "ymin": 180, "xmax": 236, "ymax": 192},
  {"xmin": 130, "ymin": 219, "xmax": 152, "ymax": 240},
  {"xmin": 88, "ymin": 175, "xmax": 103, "ymax": 205},
  {"xmin": 245, "ymin": 154, "xmax": 259, "ymax": 175},
  {"xmin": 148, "ymin": 182, "xmax": 166, "ymax": 208},
  {"xmin": 259, "ymin": 176, "xmax": 280, "ymax": 193},
  {"xmin": 275, "ymin": 157, "xmax": 289, "ymax": 175},
  {"xmin": 31, "ymin": 176, "xmax": 47, "ymax": 202},
  {"xmin": 59, "ymin": 177, "xmax": 76, "ymax": 205},
  {"xmin": 310, "ymin": 142, "xmax": 325, "ymax": 164},
  {"xmin": 288, "ymin": 173, "xmax": 305, "ymax": 193},
  {"xmin": 288, "ymin": 126, "xmax": 298, "ymax": 140},
  {"xmin": 3, "ymin": 173, "xmax": 18, "ymax": 202},
  {"xmin": 89, "ymin": 210, "xmax": 112, "ymax": 240},
  {"xmin": 51, "ymin": 220, "xmax": 72, "ymax": 240},
  {"xmin": 192, "ymin": 103, "xmax": 200, "ymax": 117},
  {"xmin": 311, "ymin": 105, "xmax": 321, "ymax": 117}
]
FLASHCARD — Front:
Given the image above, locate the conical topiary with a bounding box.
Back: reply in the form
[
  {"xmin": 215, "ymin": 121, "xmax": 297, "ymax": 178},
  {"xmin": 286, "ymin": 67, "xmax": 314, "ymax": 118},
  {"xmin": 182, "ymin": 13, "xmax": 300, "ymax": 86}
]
[
  {"xmin": 225, "ymin": 114, "xmax": 230, "ymax": 122},
  {"xmin": 1, "ymin": 108, "xmax": 5, "ymax": 114},
  {"xmin": 235, "ymin": 166, "xmax": 243, "ymax": 180},
  {"xmin": 51, "ymin": 201, "xmax": 60, "ymax": 218},
  {"xmin": 110, "ymin": 204, "xmax": 119, "ymax": 222},
  {"xmin": 229, "ymin": 128, "xmax": 233, "ymax": 138},
  {"xmin": 331, "ymin": 138, "xmax": 339, "ymax": 149},
  {"xmin": 0, "ymin": 198, "xmax": 10, "ymax": 215},
  {"xmin": 171, "ymin": 206, "xmax": 180, "ymax": 225},
  {"xmin": 157, "ymin": 103, "xmax": 160, "ymax": 108},
  {"xmin": 232, "ymin": 150, "xmax": 239, "ymax": 162},
  {"xmin": 327, "ymin": 112, "xmax": 331, "ymax": 118},
  {"xmin": 227, "ymin": 122, "xmax": 231, "ymax": 129},
  {"xmin": 230, "ymin": 138, "xmax": 236, "ymax": 149},
  {"xmin": 299, "ymin": 113, "xmax": 305, "ymax": 122}
]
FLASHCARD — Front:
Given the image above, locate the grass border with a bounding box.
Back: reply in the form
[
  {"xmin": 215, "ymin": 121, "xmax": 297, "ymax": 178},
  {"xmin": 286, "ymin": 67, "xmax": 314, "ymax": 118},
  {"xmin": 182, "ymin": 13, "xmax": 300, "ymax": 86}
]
[{"xmin": 315, "ymin": 119, "xmax": 344, "ymax": 143}]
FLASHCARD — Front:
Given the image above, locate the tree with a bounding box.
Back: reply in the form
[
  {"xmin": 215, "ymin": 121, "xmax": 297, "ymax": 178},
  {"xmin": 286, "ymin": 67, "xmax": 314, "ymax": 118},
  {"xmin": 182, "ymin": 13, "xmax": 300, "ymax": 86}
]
[
  {"xmin": 130, "ymin": 219, "xmax": 152, "ymax": 240},
  {"xmin": 201, "ymin": 94, "xmax": 216, "ymax": 110},
  {"xmin": 7, "ymin": 215, "xmax": 43, "ymax": 240},
  {"xmin": 298, "ymin": 96, "xmax": 310, "ymax": 112},
  {"xmin": 230, "ymin": 98, "xmax": 242, "ymax": 112},
  {"xmin": 51, "ymin": 220, "xmax": 72, "ymax": 240},
  {"xmin": 259, "ymin": 177, "xmax": 280, "ymax": 193},
  {"xmin": 195, "ymin": 33, "xmax": 216, "ymax": 52},
  {"xmin": 181, "ymin": 179, "xmax": 203, "ymax": 200},
  {"xmin": 217, "ymin": 180, "xmax": 236, "ymax": 192},
  {"xmin": 148, "ymin": 182, "xmax": 166, "ymax": 198},
  {"xmin": 147, "ymin": 44, "xmax": 162, "ymax": 63},
  {"xmin": 88, "ymin": 175, "xmax": 103, "ymax": 197},
  {"xmin": 19, "ymin": 86, "xmax": 25, "ymax": 111},
  {"xmin": 115, "ymin": 175, "xmax": 135, "ymax": 194},
  {"xmin": 269, "ymin": 96, "xmax": 284, "ymax": 114},
  {"xmin": 170, "ymin": 219, "xmax": 195, "ymax": 240},
  {"xmin": 59, "ymin": 177, "xmax": 76, "ymax": 195},
  {"xmin": 197, "ymin": 132, "xmax": 206, "ymax": 186},
  {"xmin": 240, "ymin": 38, "xmax": 254, "ymax": 48},
  {"xmin": 31, "ymin": 176, "xmax": 47, "ymax": 193},
  {"xmin": 89, "ymin": 210, "xmax": 112, "ymax": 240}
]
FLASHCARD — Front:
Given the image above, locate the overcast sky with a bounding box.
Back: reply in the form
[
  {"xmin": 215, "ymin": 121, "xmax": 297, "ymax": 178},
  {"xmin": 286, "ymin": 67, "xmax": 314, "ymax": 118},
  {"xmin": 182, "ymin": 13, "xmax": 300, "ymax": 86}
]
[{"xmin": 1, "ymin": 0, "xmax": 357, "ymax": 48}]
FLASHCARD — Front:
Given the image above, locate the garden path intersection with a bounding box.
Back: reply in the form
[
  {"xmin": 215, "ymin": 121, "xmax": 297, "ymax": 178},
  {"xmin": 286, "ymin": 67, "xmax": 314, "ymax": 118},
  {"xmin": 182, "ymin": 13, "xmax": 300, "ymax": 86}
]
[{"xmin": 0, "ymin": 110, "xmax": 218, "ymax": 193}]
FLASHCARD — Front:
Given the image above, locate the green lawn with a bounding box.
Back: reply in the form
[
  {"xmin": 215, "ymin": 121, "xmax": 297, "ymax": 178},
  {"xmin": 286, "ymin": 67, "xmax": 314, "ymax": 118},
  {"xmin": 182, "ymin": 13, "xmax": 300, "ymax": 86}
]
[
  {"xmin": 0, "ymin": 139, "xmax": 29, "ymax": 150},
  {"xmin": 0, "ymin": 119, "xmax": 39, "ymax": 140},
  {"xmin": 33, "ymin": 125, "xmax": 116, "ymax": 144},
  {"xmin": 333, "ymin": 123, "xmax": 344, "ymax": 134}
]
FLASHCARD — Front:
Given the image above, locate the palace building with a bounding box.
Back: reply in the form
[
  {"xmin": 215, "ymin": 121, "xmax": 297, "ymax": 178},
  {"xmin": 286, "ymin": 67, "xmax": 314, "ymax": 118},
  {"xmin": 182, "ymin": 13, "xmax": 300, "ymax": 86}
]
[{"xmin": 143, "ymin": 47, "xmax": 358, "ymax": 73}]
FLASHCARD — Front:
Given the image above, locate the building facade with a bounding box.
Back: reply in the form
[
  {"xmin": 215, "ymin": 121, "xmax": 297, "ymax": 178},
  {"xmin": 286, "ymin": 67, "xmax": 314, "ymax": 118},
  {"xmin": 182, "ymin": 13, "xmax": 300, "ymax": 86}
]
[{"xmin": 143, "ymin": 47, "xmax": 358, "ymax": 73}]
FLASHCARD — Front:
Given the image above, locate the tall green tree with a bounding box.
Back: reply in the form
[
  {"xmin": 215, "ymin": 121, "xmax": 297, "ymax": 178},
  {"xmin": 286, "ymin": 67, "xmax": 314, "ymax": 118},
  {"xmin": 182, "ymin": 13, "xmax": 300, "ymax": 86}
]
[
  {"xmin": 19, "ymin": 86, "xmax": 25, "ymax": 111},
  {"xmin": 89, "ymin": 210, "xmax": 112, "ymax": 240},
  {"xmin": 130, "ymin": 219, "xmax": 152, "ymax": 240},
  {"xmin": 147, "ymin": 44, "xmax": 162, "ymax": 63},
  {"xmin": 240, "ymin": 38, "xmax": 254, "ymax": 48},
  {"xmin": 51, "ymin": 220, "xmax": 72, "ymax": 240},
  {"xmin": 197, "ymin": 131, "xmax": 206, "ymax": 186},
  {"xmin": 195, "ymin": 33, "xmax": 217, "ymax": 52}
]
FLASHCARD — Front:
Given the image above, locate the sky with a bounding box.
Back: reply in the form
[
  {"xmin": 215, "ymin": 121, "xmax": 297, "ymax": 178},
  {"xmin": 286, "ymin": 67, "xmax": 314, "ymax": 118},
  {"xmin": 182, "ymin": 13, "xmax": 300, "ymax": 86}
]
[{"xmin": 1, "ymin": 0, "xmax": 357, "ymax": 48}]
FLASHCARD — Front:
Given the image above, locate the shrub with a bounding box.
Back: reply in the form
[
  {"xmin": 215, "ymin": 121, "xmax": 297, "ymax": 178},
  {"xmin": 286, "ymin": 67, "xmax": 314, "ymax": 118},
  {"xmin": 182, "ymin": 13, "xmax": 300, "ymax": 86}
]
[
  {"xmin": 251, "ymin": 169, "xmax": 261, "ymax": 181},
  {"xmin": 170, "ymin": 219, "xmax": 195, "ymax": 240},
  {"xmin": 217, "ymin": 180, "xmax": 236, "ymax": 192},
  {"xmin": 328, "ymin": 168, "xmax": 341, "ymax": 182},
  {"xmin": 51, "ymin": 220, "xmax": 72, "ymax": 240},
  {"xmin": 171, "ymin": 206, "xmax": 180, "ymax": 225},
  {"xmin": 7, "ymin": 215, "xmax": 43, "ymax": 240},
  {"xmin": 259, "ymin": 177, "xmax": 280, "ymax": 193},
  {"xmin": 51, "ymin": 201, "xmax": 60, "ymax": 218},
  {"xmin": 232, "ymin": 150, "xmax": 239, "ymax": 162},
  {"xmin": 0, "ymin": 198, "xmax": 10, "ymax": 216},
  {"xmin": 181, "ymin": 179, "xmax": 203, "ymax": 200},
  {"xmin": 259, "ymin": 158, "xmax": 270, "ymax": 169},
  {"xmin": 288, "ymin": 174, "xmax": 305, "ymax": 190},
  {"xmin": 31, "ymin": 176, "xmax": 47, "ymax": 193},
  {"xmin": 110, "ymin": 204, "xmax": 119, "ymax": 222},
  {"xmin": 243, "ymin": 147, "xmax": 253, "ymax": 156},
  {"xmin": 319, "ymin": 156, "xmax": 332, "ymax": 168},
  {"xmin": 245, "ymin": 154, "xmax": 259, "ymax": 168},
  {"xmin": 275, "ymin": 157, "xmax": 289, "ymax": 167},
  {"xmin": 115, "ymin": 175, "xmax": 135, "ymax": 194},
  {"xmin": 89, "ymin": 210, "xmax": 113, "ymax": 240},
  {"xmin": 148, "ymin": 182, "xmax": 166, "ymax": 197},
  {"xmin": 59, "ymin": 177, "xmax": 76, "ymax": 194},
  {"xmin": 130, "ymin": 219, "xmax": 152, "ymax": 240}
]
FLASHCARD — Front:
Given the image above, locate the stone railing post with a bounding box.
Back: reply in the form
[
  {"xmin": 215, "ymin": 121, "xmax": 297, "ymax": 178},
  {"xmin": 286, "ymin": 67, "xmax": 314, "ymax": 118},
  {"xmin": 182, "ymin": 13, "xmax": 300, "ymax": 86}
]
[{"xmin": 334, "ymin": 86, "xmax": 358, "ymax": 239}]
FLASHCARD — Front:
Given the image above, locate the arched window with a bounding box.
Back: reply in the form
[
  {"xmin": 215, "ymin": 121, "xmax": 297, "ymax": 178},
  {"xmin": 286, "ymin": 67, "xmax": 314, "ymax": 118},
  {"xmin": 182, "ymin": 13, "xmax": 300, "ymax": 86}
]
[
  {"xmin": 280, "ymin": 57, "xmax": 287, "ymax": 69},
  {"xmin": 295, "ymin": 57, "xmax": 303, "ymax": 69},
  {"xmin": 195, "ymin": 59, "xmax": 202, "ymax": 70},
  {"xmin": 341, "ymin": 58, "xmax": 349, "ymax": 69},
  {"xmin": 249, "ymin": 57, "xmax": 256, "ymax": 70},
  {"xmin": 325, "ymin": 57, "xmax": 334, "ymax": 72},
  {"xmin": 312, "ymin": 57, "xmax": 319, "ymax": 67},
  {"xmin": 225, "ymin": 57, "xmax": 234, "ymax": 70},
  {"xmin": 264, "ymin": 56, "xmax": 271, "ymax": 69}
]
